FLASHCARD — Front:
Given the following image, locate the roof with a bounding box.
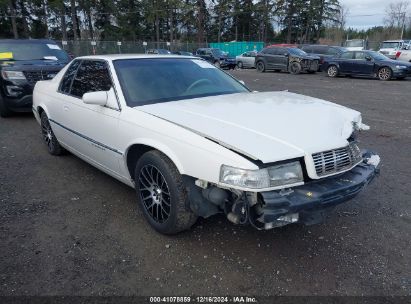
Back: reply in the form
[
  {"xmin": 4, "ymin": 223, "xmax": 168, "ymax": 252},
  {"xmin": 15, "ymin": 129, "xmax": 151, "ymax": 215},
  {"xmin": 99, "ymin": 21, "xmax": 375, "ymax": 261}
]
[{"xmin": 77, "ymin": 54, "xmax": 197, "ymax": 61}]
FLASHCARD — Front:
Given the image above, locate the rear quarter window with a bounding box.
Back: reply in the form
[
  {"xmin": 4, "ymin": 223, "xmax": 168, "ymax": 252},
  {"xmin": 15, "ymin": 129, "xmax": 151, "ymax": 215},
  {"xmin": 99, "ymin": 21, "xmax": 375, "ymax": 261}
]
[{"xmin": 59, "ymin": 60, "xmax": 81, "ymax": 94}]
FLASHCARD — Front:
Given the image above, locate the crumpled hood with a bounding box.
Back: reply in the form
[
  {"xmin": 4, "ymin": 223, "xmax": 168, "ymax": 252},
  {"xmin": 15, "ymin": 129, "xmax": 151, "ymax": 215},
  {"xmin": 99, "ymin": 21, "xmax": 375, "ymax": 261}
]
[{"xmin": 138, "ymin": 91, "xmax": 364, "ymax": 163}]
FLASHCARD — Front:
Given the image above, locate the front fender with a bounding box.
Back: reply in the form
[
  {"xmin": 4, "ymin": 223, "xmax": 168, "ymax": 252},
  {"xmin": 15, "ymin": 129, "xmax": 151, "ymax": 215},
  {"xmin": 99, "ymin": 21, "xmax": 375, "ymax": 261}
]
[{"xmin": 123, "ymin": 138, "xmax": 185, "ymax": 175}]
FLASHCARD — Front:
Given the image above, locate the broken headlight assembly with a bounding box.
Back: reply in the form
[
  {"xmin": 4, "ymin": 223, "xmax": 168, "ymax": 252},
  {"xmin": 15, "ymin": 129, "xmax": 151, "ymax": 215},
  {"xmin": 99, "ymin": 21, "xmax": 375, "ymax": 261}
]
[{"xmin": 219, "ymin": 161, "xmax": 304, "ymax": 190}]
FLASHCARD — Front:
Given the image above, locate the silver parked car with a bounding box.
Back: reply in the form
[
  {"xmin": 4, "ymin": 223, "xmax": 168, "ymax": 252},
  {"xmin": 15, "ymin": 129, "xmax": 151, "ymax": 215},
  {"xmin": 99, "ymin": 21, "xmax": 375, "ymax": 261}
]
[{"xmin": 235, "ymin": 51, "xmax": 257, "ymax": 69}]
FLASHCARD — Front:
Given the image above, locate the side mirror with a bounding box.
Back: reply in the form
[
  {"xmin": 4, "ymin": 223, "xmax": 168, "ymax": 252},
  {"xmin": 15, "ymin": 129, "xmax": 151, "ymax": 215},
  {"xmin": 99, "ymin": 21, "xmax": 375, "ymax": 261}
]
[
  {"xmin": 82, "ymin": 91, "xmax": 108, "ymax": 106},
  {"xmin": 365, "ymin": 56, "xmax": 372, "ymax": 61}
]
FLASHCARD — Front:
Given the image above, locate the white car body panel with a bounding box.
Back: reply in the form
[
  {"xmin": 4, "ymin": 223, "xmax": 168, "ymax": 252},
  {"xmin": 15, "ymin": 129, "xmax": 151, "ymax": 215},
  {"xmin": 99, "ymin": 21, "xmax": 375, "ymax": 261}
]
[
  {"xmin": 32, "ymin": 54, "xmax": 368, "ymax": 193},
  {"xmin": 397, "ymin": 50, "xmax": 411, "ymax": 63}
]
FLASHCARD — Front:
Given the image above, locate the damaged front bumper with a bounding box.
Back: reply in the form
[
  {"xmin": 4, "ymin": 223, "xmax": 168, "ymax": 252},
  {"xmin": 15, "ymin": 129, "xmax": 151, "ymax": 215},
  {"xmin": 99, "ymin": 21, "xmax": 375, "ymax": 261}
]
[
  {"xmin": 256, "ymin": 150, "xmax": 380, "ymax": 229},
  {"xmin": 185, "ymin": 151, "xmax": 380, "ymax": 230}
]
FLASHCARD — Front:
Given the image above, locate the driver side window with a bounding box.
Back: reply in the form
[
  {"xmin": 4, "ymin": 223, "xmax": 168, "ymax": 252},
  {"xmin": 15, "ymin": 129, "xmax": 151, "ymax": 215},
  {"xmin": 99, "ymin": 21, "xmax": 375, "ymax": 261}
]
[
  {"xmin": 70, "ymin": 60, "xmax": 112, "ymax": 98},
  {"xmin": 354, "ymin": 52, "xmax": 366, "ymax": 60},
  {"xmin": 341, "ymin": 52, "xmax": 354, "ymax": 59}
]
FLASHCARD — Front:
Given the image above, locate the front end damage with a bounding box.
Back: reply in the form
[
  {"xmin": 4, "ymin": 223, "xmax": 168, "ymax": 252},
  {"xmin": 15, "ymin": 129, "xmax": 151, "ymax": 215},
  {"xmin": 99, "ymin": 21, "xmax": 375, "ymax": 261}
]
[
  {"xmin": 290, "ymin": 57, "xmax": 319, "ymax": 72},
  {"xmin": 183, "ymin": 151, "xmax": 380, "ymax": 230}
]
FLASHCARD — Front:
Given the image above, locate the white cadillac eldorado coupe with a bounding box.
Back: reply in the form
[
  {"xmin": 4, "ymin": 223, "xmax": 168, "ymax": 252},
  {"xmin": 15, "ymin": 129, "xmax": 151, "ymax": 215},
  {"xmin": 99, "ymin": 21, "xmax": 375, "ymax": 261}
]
[{"xmin": 33, "ymin": 55, "xmax": 380, "ymax": 234}]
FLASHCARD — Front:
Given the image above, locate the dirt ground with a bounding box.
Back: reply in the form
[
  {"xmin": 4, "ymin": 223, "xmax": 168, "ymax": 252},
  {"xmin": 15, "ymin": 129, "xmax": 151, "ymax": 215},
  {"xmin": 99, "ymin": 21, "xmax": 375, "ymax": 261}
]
[{"xmin": 1, "ymin": 69, "xmax": 410, "ymax": 297}]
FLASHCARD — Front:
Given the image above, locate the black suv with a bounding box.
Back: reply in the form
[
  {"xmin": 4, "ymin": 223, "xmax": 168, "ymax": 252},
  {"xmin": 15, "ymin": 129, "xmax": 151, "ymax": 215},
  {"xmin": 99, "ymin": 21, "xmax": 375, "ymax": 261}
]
[
  {"xmin": 0, "ymin": 39, "xmax": 70, "ymax": 117},
  {"xmin": 146, "ymin": 49, "xmax": 171, "ymax": 55},
  {"xmin": 255, "ymin": 47, "xmax": 320, "ymax": 74},
  {"xmin": 300, "ymin": 45, "xmax": 347, "ymax": 70},
  {"xmin": 195, "ymin": 48, "xmax": 236, "ymax": 69}
]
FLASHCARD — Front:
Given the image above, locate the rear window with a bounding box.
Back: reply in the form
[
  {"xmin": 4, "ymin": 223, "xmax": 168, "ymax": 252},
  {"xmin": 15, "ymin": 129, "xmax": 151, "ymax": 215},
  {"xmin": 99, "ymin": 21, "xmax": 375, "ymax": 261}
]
[
  {"xmin": 381, "ymin": 42, "xmax": 400, "ymax": 49},
  {"xmin": 0, "ymin": 41, "xmax": 70, "ymax": 62}
]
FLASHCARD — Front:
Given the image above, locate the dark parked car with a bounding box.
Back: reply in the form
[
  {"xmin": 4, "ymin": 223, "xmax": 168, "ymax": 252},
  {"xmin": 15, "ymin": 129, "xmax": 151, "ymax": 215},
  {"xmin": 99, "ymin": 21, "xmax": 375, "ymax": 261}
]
[
  {"xmin": 255, "ymin": 47, "xmax": 320, "ymax": 74},
  {"xmin": 300, "ymin": 45, "xmax": 346, "ymax": 70},
  {"xmin": 195, "ymin": 48, "xmax": 236, "ymax": 69},
  {"xmin": 174, "ymin": 51, "xmax": 193, "ymax": 56},
  {"xmin": 0, "ymin": 39, "xmax": 70, "ymax": 117},
  {"xmin": 146, "ymin": 49, "xmax": 171, "ymax": 55},
  {"xmin": 323, "ymin": 50, "xmax": 411, "ymax": 81}
]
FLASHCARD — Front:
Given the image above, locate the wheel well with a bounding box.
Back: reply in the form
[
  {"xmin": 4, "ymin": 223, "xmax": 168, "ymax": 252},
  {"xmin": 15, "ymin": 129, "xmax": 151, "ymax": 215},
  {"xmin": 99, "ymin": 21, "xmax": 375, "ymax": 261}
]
[
  {"xmin": 126, "ymin": 144, "xmax": 155, "ymax": 181},
  {"xmin": 37, "ymin": 106, "xmax": 45, "ymax": 116}
]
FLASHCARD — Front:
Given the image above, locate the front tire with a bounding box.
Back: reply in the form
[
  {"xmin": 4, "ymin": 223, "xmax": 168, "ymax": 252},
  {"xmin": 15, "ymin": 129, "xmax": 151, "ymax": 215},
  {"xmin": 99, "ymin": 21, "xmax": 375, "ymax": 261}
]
[
  {"xmin": 237, "ymin": 61, "xmax": 243, "ymax": 69},
  {"xmin": 378, "ymin": 67, "xmax": 392, "ymax": 81},
  {"xmin": 214, "ymin": 61, "xmax": 221, "ymax": 68},
  {"xmin": 289, "ymin": 62, "xmax": 302, "ymax": 74},
  {"xmin": 0, "ymin": 96, "xmax": 12, "ymax": 118},
  {"xmin": 256, "ymin": 61, "xmax": 265, "ymax": 72},
  {"xmin": 327, "ymin": 65, "xmax": 339, "ymax": 78},
  {"xmin": 135, "ymin": 150, "xmax": 197, "ymax": 234},
  {"xmin": 40, "ymin": 112, "xmax": 65, "ymax": 155}
]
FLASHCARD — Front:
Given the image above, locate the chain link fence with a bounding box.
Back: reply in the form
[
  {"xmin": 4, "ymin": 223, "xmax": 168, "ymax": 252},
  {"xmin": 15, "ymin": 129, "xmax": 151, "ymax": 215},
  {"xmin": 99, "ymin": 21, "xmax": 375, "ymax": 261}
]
[
  {"xmin": 60, "ymin": 40, "xmax": 209, "ymax": 56},
  {"xmin": 59, "ymin": 40, "xmax": 388, "ymax": 57}
]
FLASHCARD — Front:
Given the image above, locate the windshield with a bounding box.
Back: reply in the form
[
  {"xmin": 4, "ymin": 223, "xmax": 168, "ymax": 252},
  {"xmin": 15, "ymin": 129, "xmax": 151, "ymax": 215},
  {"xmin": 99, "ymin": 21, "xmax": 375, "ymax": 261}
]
[
  {"xmin": 288, "ymin": 48, "xmax": 307, "ymax": 56},
  {"xmin": 345, "ymin": 40, "xmax": 364, "ymax": 47},
  {"xmin": 381, "ymin": 42, "xmax": 400, "ymax": 49},
  {"xmin": 0, "ymin": 42, "xmax": 70, "ymax": 62},
  {"xmin": 114, "ymin": 58, "xmax": 249, "ymax": 107},
  {"xmin": 370, "ymin": 51, "xmax": 390, "ymax": 61}
]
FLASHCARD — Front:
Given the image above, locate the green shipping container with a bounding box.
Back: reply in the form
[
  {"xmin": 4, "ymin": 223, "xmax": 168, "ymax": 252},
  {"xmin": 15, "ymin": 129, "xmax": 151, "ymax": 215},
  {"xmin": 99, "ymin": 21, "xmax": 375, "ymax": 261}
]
[{"xmin": 209, "ymin": 41, "xmax": 264, "ymax": 57}]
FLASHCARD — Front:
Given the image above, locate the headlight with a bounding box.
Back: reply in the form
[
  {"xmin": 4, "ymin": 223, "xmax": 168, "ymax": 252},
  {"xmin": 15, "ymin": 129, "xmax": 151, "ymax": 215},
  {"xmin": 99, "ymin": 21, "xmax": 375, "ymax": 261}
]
[
  {"xmin": 1, "ymin": 70, "xmax": 26, "ymax": 80},
  {"xmin": 395, "ymin": 65, "xmax": 407, "ymax": 69},
  {"xmin": 220, "ymin": 161, "xmax": 303, "ymax": 189}
]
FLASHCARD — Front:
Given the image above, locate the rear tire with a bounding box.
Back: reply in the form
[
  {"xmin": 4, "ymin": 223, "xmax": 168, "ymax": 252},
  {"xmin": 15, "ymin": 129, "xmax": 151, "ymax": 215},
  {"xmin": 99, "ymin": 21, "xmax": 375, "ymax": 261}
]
[
  {"xmin": 237, "ymin": 61, "xmax": 243, "ymax": 69},
  {"xmin": 378, "ymin": 67, "xmax": 392, "ymax": 81},
  {"xmin": 0, "ymin": 96, "xmax": 12, "ymax": 118},
  {"xmin": 135, "ymin": 150, "xmax": 197, "ymax": 235},
  {"xmin": 256, "ymin": 61, "xmax": 265, "ymax": 72},
  {"xmin": 289, "ymin": 62, "xmax": 302, "ymax": 74},
  {"xmin": 327, "ymin": 65, "xmax": 339, "ymax": 78},
  {"xmin": 40, "ymin": 112, "xmax": 65, "ymax": 155}
]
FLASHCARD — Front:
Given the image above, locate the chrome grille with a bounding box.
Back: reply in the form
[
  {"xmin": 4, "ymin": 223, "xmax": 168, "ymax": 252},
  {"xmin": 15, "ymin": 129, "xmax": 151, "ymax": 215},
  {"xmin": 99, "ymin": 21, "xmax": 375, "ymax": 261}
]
[
  {"xmin": 312, "ymin": 143, "xmax": 362, "ymax": 177},
  {"xmin": 23, "ymin": 71, "xmax": 57, "ymax": 85}
]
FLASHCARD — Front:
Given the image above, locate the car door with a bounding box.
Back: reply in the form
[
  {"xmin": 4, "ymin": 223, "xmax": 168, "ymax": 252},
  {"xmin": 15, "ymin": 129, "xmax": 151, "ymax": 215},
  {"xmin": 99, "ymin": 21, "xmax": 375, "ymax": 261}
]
[
  {"xmin": 338, "ymin": 51, "xmax": 355, "ymax": 73},
  {"xmin": 242, "ymin": 52, "xmax": 255, "ymax": 68},
  {"xmin": 245, "ymin": 52, "xmax": 257, "ymax": 67},
  {"xmin": 353, "ymin": 52, "xmax": 375, "ymax": 75},
  {"xmin": 269, "ymin": 48, "xmax": 288, "ymax": 70},
  {"xmin": 58, "ymin": 60, "xmax": 122, "ymax": 175}
]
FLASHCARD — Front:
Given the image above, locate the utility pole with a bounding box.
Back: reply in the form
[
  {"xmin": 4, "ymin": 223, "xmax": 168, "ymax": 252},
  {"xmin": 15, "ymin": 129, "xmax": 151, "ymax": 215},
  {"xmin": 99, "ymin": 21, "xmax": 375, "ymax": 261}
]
[{"xmin": 400, "ymin": 12, "xmax": 406, "ymax": 40}]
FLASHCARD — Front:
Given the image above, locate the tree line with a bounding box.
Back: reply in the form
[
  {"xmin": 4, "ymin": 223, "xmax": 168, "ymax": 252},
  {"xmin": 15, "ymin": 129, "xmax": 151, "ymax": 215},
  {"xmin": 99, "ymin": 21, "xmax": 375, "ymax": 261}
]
[{"xmin": 0, "ymin": 0, "xmax": 410, "ymax": 44}]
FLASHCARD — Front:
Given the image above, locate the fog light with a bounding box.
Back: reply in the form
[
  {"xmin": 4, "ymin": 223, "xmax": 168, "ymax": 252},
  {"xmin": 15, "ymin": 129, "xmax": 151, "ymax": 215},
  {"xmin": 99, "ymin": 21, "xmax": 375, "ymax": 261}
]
[
  {"xmin": 6, "ymin": 85, "xmax": 23, "ymax": 97},
  {"xmin": 277, "ymin": 213, "xmax": 299, "ymax": 223},
  {"xmin": 264, "ymin": 213, "xmax": 299, "ymax": 229}
]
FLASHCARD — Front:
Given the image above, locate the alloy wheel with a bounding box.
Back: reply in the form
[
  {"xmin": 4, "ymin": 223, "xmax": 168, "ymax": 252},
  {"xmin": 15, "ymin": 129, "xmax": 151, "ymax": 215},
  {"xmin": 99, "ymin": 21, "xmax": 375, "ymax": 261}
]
[
  {"xmin": 378, "ymin": 67, "xmax": 391, "ymax": 81},
  {"xmin": 138, "ymin": 164, "xmax": 171, "ymax": 223},
  {"xmin": 327, "ymin": 66, "xmax": 338, "ymax": 77},
  {"xmin": 41, "ymin": 116, "xmax": 55, "ymax": 153}
]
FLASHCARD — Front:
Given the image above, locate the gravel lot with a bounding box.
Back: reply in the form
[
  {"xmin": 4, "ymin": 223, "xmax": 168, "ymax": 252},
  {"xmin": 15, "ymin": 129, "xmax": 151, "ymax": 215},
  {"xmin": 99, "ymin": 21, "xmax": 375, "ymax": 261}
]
[{"xmin": 1, "ymin": 69, "xmax": 410, "ymax": 297}]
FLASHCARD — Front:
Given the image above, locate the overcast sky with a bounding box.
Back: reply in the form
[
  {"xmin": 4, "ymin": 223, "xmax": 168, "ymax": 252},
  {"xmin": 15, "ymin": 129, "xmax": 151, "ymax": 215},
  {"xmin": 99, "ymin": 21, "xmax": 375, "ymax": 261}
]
[{"xmin": 340, "ymin": 0, "xmax": 390, "ymax": 29}]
